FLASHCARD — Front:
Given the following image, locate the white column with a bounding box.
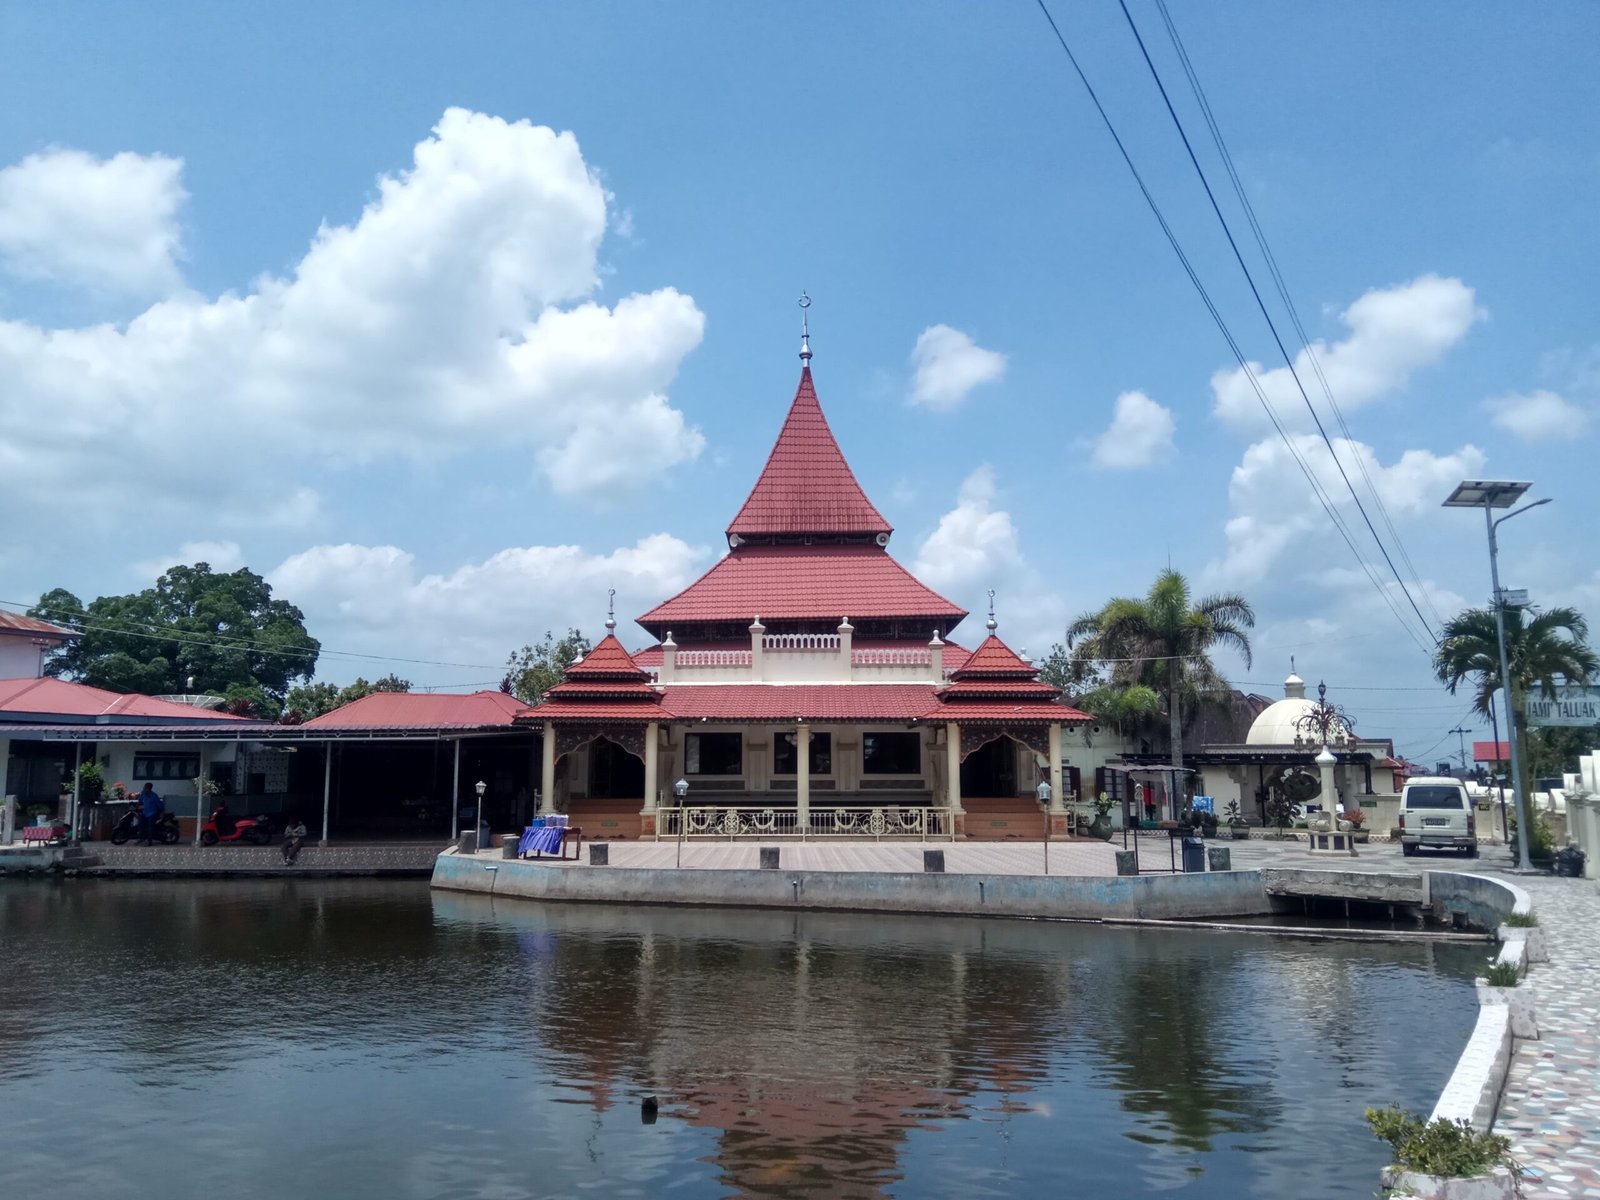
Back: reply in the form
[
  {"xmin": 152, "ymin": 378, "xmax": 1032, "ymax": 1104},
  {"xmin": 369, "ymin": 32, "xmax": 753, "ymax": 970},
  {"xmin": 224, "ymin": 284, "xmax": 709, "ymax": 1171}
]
[
  {"xmin": 540, "ymin": 729, "xmax": 557, "ymax": 815},
  {"xmin": 643, "ymin": 721, "xmax": 660, "ymax": 812},
  {"xmin": 1048, "ymin": 724, "xmax": 1065, "ymax": 815},
  {"xmin": 70, "ymin": 742, "xmax": 82, "ymax": 841},
  {"xmin": 451, "ymin": 738, "xmax": 461, "ymax": 835},
  {"xmin": 946, "ymin": 723, "xmax": 963, "ymax": 813},
  {"xmin": 750, "ymin": 617, "xmax": 766, "ymax": 681},
  {"xmin": 837, "ymin": 618, "xmax": 853, "ymax": 681},
  {"xmin": 320, "ymin": 741, "xmax": 333, "ymax": 846},
  {"xmin": 796, "ymin": 723, "xmax": 811, "ymax": 833},
  {"xmin": 929, "ymin": 631, "xmax": 944, "ymax": 682},
  {"xmin": 659, "ymin": 632, "xmax": 677, "ymax": 683}
]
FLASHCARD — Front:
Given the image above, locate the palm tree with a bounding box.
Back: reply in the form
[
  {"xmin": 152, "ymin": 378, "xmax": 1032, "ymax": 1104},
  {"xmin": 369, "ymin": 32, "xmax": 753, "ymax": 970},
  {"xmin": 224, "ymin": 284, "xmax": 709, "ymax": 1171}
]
[
  {"xmin": 1067, "ymin": 570, "xmax": 1255, "ymax": 788},
  {"xmin": 1434, "ymin": 605, "xmax": 1598, "ymax": 837}
]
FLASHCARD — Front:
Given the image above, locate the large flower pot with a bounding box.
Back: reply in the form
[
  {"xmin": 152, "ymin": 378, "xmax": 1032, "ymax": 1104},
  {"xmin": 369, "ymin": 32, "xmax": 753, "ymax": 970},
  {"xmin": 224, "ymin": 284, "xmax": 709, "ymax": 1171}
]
[
  {"xmin": 1089, "ymin": 815, "xmax": 1113, "ymax": 841},
  {"xmin": 1228, "ymin": 823, "xmax": 1250, "ymax": 841}
]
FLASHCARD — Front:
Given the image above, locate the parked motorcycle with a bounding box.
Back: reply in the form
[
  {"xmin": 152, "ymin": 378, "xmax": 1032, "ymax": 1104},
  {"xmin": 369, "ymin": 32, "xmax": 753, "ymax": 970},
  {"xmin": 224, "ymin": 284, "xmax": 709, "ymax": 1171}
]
[
  {"xmin": 108, "ymin": 806, "xmax": 181, "ymax": 845},
  {"xmin": 200, "ymin": 807, "xmax": 273, "ymax": 846}
]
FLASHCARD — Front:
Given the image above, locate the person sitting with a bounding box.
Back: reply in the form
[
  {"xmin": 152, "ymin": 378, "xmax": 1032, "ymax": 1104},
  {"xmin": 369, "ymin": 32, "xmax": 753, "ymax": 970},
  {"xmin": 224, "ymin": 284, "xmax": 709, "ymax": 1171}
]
[{"xmin": 282, "ymin": 817, "xmax": 308, "ymax": 865}]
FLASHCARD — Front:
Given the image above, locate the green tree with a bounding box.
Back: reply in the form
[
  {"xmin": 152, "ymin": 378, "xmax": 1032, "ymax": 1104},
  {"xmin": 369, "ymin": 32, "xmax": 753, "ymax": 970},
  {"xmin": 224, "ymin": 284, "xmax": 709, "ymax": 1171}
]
[
  {"xmin": 502, "ymin": 629, "xmax": 591, "ymax": 705},
  {"xmin": 1066, "ymin": 569, "xmax": 1255, "ymax": 780},
  {"xmin": 1434, "ymin": 605, "xmax": 1598, "ymax": 837},
  {"xmin": 28, "ymin": 565, "xmax": 320, "ymax": 705},
  {"xmin": 281, "ymin": 674, "xmax": 412, "ymax": 723}
]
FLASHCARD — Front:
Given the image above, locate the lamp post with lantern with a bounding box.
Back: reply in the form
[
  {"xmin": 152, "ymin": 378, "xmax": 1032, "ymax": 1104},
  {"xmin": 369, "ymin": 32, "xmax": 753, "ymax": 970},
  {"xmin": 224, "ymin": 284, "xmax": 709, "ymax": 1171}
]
[
  {"xmin": 475, "ymin": 779, "xmax": 487, "ymax": 852},
  {"xmin": 674, "ymin": 779, "xmax": 689, "ymax": 868},
  {"xmin": 1036, "ymin": 779, "xmax": 1052, "ymax": 874}
]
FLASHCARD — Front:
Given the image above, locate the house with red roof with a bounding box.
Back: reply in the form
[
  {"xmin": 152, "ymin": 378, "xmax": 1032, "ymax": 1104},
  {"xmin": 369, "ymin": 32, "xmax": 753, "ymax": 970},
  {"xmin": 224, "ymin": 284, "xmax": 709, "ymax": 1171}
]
[
  {"xmin": 522, "ymin": 345, "xmax": 1092, "ymax": 840},
  {"xmin": 0, "ymin": 611, "xmax": 79, "ymax": 680}
]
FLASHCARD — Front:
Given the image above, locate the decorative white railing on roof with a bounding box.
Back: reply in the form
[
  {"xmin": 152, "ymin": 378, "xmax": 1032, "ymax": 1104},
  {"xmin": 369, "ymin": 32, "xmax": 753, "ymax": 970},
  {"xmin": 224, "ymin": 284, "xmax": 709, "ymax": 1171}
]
[
  {"xmin": 763, "ymin": 633, "xmax": 839, "ymax": 651},
  {"xmin": 675, "ymin": 649, "xmax": 753, "ymax": 667},
  {"xmin": 851, "ymin": 647, "xmax": 932, "ymax": 667}
]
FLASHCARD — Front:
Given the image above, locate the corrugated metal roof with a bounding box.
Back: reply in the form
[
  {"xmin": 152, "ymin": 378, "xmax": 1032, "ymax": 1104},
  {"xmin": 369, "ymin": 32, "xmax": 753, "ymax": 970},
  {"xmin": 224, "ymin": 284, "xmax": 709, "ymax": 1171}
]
[
  {"xmin": 304, "ymin": 690, "xmax": 526, "ymax": 729},
  {"xmin": 725, "ymin": 367, "xmax": 892, "ymax": 540},
  {"xmin": 0, "ymin": 676, "xmax": 251, "ymax": 722},
  {"xmin": 639, "ymin": 545, "xmax": 966, "ymax": 629},
  {"xmin": 0, "ymin": 611, "xmax": 78, "ymax": 640}
]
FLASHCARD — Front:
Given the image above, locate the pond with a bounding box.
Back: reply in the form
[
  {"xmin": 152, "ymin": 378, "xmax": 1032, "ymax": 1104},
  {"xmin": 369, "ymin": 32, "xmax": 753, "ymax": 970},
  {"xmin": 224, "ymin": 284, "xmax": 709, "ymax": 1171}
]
[{"xmin": 0, "ymin": 879, "xmax": 1483, "ymax": 1199}]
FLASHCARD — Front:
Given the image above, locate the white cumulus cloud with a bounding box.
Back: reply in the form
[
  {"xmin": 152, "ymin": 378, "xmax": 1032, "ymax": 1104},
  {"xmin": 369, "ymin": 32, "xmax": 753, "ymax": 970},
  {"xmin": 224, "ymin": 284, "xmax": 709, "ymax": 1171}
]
[
  {"xmin": 908, "ymin": 324, "xmax": 1006, "ymax": 411},
  {"xmin": 0, "ymin": 109, "xmax": 707, "ymax": 519},
  {"xmin": 1091, "ymin": 390, "xmax": 1176, "ymax": 468},
  {"xmin": 270, "ymin": 532, "xmax": 709, "ymax": 675},
  {"xmin": 132, "ymin": 540, "xmax": 244, "ymax": 581},
  {"xmin": 1484, "ymin": 389, "xmax": 1589, "ymax": 441},
  {"xmin": 1211, "ymin": 275, "xmax": 1484, "ymax": 434},
  {"xmin": 1210, "ymin": 434, "xmax": 1487, "ymax": 584},
  {"xmin": 0, "ymin": 147, "xmax": 187, "ymax": 297}
]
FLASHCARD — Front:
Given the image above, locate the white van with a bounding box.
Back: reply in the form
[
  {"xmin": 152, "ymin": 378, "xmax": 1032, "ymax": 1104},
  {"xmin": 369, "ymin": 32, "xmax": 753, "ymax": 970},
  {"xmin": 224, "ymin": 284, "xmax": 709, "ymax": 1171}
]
[{"xmin": 1398, "ymin": 777, "xmax": 1477, "ymax": 858}]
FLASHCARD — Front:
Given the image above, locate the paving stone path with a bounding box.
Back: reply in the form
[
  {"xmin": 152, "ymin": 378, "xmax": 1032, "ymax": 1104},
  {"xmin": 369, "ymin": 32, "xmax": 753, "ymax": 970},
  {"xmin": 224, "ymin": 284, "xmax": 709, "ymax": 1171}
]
[{"xmin": 1491, "ymin": 871, "xmax": 1600, "ymax": 1199}]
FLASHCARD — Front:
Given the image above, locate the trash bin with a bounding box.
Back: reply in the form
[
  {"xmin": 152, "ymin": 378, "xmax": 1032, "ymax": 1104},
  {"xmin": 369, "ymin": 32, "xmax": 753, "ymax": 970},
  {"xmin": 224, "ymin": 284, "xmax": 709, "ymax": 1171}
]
[
  {"xmin": 1555, "ymin": 846, "xmax": 1586, "ymax": 878},
  {"xmin": 1181, "ymin": 837, "xmax": 1207, "ymax": 873}
]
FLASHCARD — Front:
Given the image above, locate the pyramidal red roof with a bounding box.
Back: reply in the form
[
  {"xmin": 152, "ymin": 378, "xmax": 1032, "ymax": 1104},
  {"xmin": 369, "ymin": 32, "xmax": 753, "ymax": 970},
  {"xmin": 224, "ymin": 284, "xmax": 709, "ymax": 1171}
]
[
  {"xmin": 725, "ymin": 367, "xmax": 892, "ymax": 542},
  {"xmin": 951, "ymin": 634, "xmax": 1040, "ymax": 679},
  {"xmin": 564, "ymin": 634, "xmax": 651, "ymax": 681}
]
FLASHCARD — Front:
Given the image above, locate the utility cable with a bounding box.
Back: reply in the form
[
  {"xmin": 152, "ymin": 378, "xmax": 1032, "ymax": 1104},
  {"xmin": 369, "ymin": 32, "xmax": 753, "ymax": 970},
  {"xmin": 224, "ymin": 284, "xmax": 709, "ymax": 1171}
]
[
  {"xmin": 1153, "ymin": 0, "xmax": 1444, "ymax": 631},
  {"xmin": 1116, "ymin": 0, "xmax": 1440, "ymax": 647},
  {"xmin": 1031, "ymin": 1, "xmax": 1435, "ymax": 657}
]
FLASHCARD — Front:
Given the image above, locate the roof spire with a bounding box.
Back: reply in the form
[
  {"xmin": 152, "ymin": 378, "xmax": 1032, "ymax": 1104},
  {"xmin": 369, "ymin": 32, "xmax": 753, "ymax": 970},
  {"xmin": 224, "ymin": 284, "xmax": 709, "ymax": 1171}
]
[
  {"xmin": 798, "ymin": 291, "xmax": 812, "ymax": 365},
  {"xmin": 986, "ymin": 589, "xmax": 997, "ymax": 632},
  {"xmin": 605, "ymin": 588, "xmax": 616, "ymax": 632}
]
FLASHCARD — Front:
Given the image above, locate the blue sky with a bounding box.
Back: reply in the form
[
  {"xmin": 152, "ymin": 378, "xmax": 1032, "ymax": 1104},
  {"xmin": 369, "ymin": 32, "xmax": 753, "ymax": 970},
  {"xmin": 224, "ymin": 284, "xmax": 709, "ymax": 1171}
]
[{"xmin": 1, "ymin": 2, "xmax": 1596, "ymax": 762}]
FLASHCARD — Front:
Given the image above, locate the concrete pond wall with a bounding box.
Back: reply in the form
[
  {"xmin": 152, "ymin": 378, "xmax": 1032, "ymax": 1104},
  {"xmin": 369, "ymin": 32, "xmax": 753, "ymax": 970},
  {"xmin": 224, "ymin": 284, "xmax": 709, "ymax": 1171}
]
[{"xmin": 431, "ymin": 851, "xmax": 1273, "ymax": 921}]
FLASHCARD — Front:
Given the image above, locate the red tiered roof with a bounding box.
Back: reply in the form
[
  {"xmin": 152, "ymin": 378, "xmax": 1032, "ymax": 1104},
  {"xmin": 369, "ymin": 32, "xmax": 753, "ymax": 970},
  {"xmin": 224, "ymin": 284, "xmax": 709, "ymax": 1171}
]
[
  {"xmin": 927, "ymin": 634, "xmax": 1091, "ymax": 724},
  {"xmin": 638, "ymin": 545, "xmax": 965, "ymax": 631},
  {"xmin": 530, "ymin": 634, "xmax": 663, "ymax": 721},
  {"xmin": 664, "ymin": 684, "xmax": 935, "ymax": 723},
  {"xmin": 725, "ymin": 367, "xmax": 892, "ymax": 542}
]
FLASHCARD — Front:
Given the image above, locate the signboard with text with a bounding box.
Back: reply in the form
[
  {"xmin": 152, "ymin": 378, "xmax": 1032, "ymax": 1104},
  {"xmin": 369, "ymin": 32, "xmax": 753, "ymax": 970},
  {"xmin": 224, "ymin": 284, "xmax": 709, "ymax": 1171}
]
[{"xmin": 1526, "ymin": 686, "xmax": 1600, "ymax": 728}]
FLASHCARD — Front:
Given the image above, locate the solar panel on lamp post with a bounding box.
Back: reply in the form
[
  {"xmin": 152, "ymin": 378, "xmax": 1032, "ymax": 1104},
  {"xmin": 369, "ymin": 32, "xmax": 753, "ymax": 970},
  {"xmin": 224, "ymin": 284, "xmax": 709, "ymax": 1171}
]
[{"xmin": 1442, "ymin": 481, "xmax": 1552, "ymax": 870}]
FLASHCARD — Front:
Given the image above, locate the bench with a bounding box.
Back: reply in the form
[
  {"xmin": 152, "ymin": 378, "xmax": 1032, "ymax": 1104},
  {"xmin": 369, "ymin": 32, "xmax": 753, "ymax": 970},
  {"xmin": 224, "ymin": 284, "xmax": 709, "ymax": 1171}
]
[{"xmin": 21, "ymin": 825, "xmax": 59, "ymax": 845}]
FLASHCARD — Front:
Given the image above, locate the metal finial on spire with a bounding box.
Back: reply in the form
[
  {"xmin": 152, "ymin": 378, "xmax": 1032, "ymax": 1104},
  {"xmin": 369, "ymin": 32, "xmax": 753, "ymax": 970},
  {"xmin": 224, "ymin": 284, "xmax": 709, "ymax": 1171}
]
[
  {"xmin": 986, "ymin": 589, "xmax": 997, "ymax": 632},
  {"xmin": 605, "ymin": 588, "xmax": 616, "ymax": 632},
  {"xmin": 798, "ymin": 291, "xmax": 812, "ymax": 364},
  {"xmin": 1290, "ymin": 654, "xmax": 1296, "ymax": 676}
]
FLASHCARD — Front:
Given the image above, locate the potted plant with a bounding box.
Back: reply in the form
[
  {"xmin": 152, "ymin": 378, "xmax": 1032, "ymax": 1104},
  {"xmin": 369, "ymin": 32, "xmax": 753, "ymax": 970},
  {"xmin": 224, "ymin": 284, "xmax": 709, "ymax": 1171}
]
[
  {"xmin": 1088, "ymin": 791, "xmax": 1115, "ymax": 841},
  {"xmin": 1264, "ymin": 792, "xmax": 1301, "ymax": 839},
  {"xmin": 1366, "ymin": 1106, "xmax": 1516, "ymax": 1199},
  {"xmin": 1342, "ymin": 807, "xmax": 1369, "ymax": 843},
  {"xmin": 1225, "ymin": 800, "xmax": 1250, "ymax": 840}
]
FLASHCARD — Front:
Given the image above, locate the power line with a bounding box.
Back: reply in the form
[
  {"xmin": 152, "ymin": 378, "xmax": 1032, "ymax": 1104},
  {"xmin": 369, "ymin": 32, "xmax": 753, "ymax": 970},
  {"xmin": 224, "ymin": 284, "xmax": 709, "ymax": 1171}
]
[
  {"xmin": 1115, "ymin": 0, "xmax": 1440, "ymax": 648},
  {"xmin": 1151, "ymin": 0, "xmax": 1445, "ymax": 634},
  {"xmin": 1030, "ymin": 1, "xmax": 1436, "ymax": 658}
]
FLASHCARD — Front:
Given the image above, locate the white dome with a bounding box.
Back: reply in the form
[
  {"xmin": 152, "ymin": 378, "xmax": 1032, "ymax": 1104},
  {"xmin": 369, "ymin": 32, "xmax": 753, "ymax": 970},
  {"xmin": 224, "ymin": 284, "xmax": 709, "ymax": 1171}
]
[{"xmin": 1245, "ymin": 670, "xmax": 1349, "ymax": 746}]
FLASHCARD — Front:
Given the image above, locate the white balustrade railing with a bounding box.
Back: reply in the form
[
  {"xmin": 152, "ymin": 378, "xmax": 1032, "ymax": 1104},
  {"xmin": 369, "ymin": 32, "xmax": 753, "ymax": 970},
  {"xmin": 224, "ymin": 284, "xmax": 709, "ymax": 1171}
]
[
  {"xmin": 654, "ymin": 806, "xmax": 954, "ymax": 840},
  {"xmin": 763, "ymin": 633, "xmax": 840, "ymax": 652},
  {"xmin": 852, "ymin": 648, "xmax": 932, "ymax": 666},
  {"xmin": 675, "ymin": 649, "xmax": 753, "ymax": 667}
]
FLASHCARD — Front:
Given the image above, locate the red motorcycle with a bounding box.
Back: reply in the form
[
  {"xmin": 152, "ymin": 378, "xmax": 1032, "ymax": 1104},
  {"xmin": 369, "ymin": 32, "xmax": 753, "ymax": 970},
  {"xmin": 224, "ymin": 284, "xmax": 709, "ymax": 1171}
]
[{"xmin": 200, "ymin": 805, "xmax": 273, "ymax": 846}]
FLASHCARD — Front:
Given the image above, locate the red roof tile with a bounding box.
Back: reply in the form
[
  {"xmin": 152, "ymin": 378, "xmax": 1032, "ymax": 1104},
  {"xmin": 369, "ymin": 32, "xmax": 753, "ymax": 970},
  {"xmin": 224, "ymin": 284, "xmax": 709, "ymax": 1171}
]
[
  {"xmin": 304, "ymin": 690, "xmax": 526, "ymax": 729},
  {"xmin": 0, "ymin": 677, "xmax": 250, "ymax": 721},
  {"xmin": 638, "ymin": 545, "xmax": 966, "ymax": 630},
  {"xmin": 1473, "ymin": 741, "xmax": 1510, "ymax": 762},
  {"xmin": 566, "ymin": 634, "xmax": 650, "ymax": 681},
  {"xmin": 521, "ymin": 697, "xmax": 663, "ymax": 722},
  {"xmin": 951, "ymin": 635, "xmax": 1040, "ymax": 679},
  {"xmin": 725, "ymin": 367, "xmax": 892, "ymax": 541},
  {"xmin": 0, "ymin": 611, "xmax": 78, "ymax": 640},
  {"xmin": 923, "ymin": 699, "xmax": 1092, "ymax": 724}
]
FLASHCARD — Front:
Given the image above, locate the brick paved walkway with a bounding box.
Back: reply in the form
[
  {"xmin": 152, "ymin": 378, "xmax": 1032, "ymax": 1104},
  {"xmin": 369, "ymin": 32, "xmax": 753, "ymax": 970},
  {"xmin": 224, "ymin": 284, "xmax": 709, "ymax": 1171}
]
[{"xmin": 1490, "ymin": 871, "xmax": 1600, "ymax": 1198}]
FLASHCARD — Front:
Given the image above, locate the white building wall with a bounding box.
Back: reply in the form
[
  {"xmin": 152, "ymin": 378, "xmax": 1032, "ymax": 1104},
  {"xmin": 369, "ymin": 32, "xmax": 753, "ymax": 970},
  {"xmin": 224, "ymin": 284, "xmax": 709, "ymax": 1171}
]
[{"xmin": 0, "ymin": 640, "xmax": 48, "ymax": 679}]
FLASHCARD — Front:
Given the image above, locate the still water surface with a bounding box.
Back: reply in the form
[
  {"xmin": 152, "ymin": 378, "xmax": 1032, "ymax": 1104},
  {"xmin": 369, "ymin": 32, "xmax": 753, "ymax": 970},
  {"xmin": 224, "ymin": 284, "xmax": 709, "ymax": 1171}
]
[{"xmin": 0, "ymin": 879, "xmax": 1482, "ymax": 1199}]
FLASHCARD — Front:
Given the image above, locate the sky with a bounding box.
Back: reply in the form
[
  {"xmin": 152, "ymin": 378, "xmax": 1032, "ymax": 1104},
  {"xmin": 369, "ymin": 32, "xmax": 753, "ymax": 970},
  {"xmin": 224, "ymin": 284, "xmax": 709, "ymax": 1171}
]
[{"xmin": 1, "ymin": 2, "xmax": 1596, "ymax": 763}]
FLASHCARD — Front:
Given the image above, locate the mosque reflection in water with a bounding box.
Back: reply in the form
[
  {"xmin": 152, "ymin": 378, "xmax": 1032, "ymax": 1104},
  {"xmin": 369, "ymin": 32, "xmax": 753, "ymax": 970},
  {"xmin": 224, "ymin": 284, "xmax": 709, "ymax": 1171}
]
[{"xmin": 436, "ymin": 895, "xmax": 1478, "ymax": 1199}]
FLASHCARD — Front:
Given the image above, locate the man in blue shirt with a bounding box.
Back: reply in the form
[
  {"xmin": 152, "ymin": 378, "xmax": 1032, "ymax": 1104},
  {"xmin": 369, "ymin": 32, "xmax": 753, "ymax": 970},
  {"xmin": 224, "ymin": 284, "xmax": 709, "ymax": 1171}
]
[{"xmin": 138, "ymin": 783, "xmax": 163, "ymax": 845}]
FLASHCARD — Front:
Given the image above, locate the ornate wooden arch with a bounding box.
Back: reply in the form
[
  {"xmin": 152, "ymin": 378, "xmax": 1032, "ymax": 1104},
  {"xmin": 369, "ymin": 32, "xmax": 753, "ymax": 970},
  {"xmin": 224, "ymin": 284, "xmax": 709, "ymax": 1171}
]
[
  {"xmin": 553, "ymin": 723, "xmax": 648, "ymax": 763},
  {"xmin": 957, "ymin": 725, "xmax": 1051, "ymax": 762}
]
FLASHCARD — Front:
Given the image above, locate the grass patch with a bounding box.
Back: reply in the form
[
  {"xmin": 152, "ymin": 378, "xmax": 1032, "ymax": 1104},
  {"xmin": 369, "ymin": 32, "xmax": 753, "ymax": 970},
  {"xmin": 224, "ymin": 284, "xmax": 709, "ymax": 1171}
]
[
  {"xmin": 1503, "ymin": 911, "xmax": 1539, "ymax": 928},
  {"xmin": 1366, "ymin": 1106, "xmax": 1512, "ymax": 1178},
  {"xmin": 1483, "ymin": 961, "xmax": 1521, "ymax": 987}
]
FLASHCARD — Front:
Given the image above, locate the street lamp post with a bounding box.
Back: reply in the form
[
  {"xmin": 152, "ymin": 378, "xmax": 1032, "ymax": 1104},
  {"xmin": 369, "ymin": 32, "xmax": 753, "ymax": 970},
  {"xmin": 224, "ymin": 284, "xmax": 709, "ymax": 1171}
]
[
  {"xmin": 1036, "ymin": 780, "xmax": 1052, "ymax": 874},
  {"xmin": 1443, "ymin": 480, "xmax": 1552, "ymax": 871},
  {"xmin": 475, "ymin": 780, "xmax": 487, "ymax": 853},
  {"xmin": 674, "ymin": 779, "xmax": 688, "ymax": 869}
]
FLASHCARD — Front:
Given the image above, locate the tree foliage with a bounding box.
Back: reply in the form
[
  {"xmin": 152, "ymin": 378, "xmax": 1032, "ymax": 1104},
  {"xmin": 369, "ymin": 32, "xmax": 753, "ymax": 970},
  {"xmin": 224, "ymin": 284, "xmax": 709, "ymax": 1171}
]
[
  {"xmin": 1065, "ymin": 569, "xmax": 1255, "ymax": 770},
  {"xmin": 1434, "ymin": 604, "xmax": 1597, "ymax": 835},
  {"xmin": 28, "ymin": 564, "xmax": 320, "ymax": 710},
  {"xmin": 281, "ymin": 674, "xmax": 412, "ymax": 724},
  {"xmin": 502, "ymin": 630, "xmax": 591, "ymax": 705}
]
